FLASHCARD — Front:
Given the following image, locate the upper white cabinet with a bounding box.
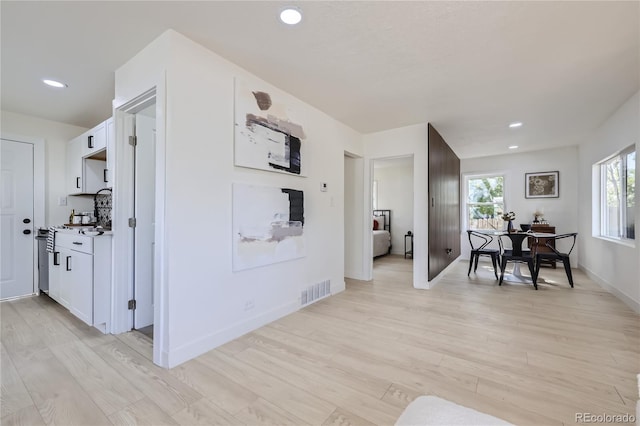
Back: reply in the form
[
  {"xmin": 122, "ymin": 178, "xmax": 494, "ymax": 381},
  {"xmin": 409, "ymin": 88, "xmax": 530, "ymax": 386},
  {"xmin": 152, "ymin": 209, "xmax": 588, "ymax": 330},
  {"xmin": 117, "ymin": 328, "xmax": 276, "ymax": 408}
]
[
  {"xmin": 67, "ymin": 135, "xmax": 84, "ymax": 194},
  {"xmin": 85, "ymin": 158, "xmax": 108, "ymax": 192},
  {"xmin": 83, "ymin": 121, "xmax": 106, "ymax": 157},
  {"xmin": 67, "ymin": 118, "xmax": 110, "ymax": 195}
]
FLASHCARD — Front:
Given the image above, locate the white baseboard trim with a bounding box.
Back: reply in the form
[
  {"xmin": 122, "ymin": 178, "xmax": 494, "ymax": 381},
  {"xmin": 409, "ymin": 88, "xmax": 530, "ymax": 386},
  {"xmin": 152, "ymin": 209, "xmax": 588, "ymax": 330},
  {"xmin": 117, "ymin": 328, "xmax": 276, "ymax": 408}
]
[
  {"xmin": 333, "ymin": 280, "xmax": 346, "ymax": 293},
  {"xmin": 345, "ymin": 270, "xmax": 368, "ymax": 281},
  {"xmin": 160, "ymin": 350, "xmax": 169, "ymax": 368},
  {"xmin": 424, "ymin": 255, "xmax": 462, "ymax": 289},
  {"xmin": 166, "ymin": 300, "xmax": 299, "ymax": 368},
  {"xmin": 579, "ymin": 263, "xmax": 640, "ymax": 314}
]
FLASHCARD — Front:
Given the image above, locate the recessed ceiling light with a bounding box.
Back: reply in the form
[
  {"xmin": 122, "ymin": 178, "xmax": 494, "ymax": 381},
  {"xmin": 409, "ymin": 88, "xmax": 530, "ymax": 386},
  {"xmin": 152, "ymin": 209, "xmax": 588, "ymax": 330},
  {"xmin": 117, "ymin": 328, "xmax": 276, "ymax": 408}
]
[
  {"xmin": 280, "ymin": 7, "xmax": 302, "ymax": 25},
  {"xmin": 509, "ymin": 122, "xmax": 523, "ymax": 128},
  {"xmin": 43, "ymin": 79, "xmax": 67, "ymax": 88},
  {"xmin": 508, "ymin": 145, "xmax": 519, "ymax": 149}
]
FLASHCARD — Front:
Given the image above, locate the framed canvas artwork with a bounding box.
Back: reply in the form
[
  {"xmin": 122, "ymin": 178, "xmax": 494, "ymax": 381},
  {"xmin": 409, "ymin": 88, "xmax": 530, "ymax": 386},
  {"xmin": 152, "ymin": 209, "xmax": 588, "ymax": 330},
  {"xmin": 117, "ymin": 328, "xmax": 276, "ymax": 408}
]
[
  {"xmin": 525, "ymin": 171, "xmax": 559, "ymax": 198},
  {"xmin": 234, "ymin": 78, "xmax": 306, "ymax": 176},
  {"xmin": 232, "ymin": 183, "xmax": 305, "ymax": 271}
]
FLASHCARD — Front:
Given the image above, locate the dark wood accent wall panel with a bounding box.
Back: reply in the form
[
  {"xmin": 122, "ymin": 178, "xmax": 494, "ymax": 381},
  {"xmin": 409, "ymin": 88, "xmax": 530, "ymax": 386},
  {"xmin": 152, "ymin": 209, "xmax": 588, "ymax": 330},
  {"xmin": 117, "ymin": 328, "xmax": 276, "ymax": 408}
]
[{"xmin": 428, "ymin": 123, "xmax": 461, "ymax": 280}]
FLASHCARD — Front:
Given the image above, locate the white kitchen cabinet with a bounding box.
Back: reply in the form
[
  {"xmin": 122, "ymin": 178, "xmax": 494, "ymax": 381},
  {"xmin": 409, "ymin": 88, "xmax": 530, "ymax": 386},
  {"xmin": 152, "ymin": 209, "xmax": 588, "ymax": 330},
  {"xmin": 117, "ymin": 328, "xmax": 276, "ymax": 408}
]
[
  {"xmin": 92, "ymin": 235, "xmax": 112, "ymax": 332},
  {"xmin": 67, "ymin": 119, "xmax": 109, "ymax": 195},
  {"xmin": 66, "ymin": 151, "xmax": 107, "ymax": 195},
  {"xmin": 50, "ymin": 246, "xmax": 75, "ymax": 310},
  {"xmin": 66, "ymin": 135, "xmax": 84, "ymax": 195},
  {"xmin": 59, "ymin": 235, "xmax": 93, "ymax": 326},
  {"xmin": 56, "ymin": 234, "xmax": 91, "ymax": 309},
  {"xmin": 85, "ymin": 158, "xmax": 109, "ymax": 192},
  {"xmin": 68, "ymin": 250, "xmax": 93, "ymax": 326},
  {"xmin": 82, "ymin": 121, "xmax": 106, "ymax": 157},
  {"xmin": 59, "ymin": 247, "xmax": 73, "ymax": 309},
  {"xmin": 49, "ymin": 231, "xmax": 112, "ymax": 332},
  {"xmin": 47, "ymin": 251, "xmax": 61, "ymax": 302}
]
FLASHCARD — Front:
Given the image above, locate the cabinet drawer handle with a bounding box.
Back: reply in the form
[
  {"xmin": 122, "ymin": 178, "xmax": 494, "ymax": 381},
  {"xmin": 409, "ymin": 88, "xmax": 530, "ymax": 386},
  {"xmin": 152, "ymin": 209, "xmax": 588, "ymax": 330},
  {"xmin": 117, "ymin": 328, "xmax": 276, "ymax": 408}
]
[
  {"xmin": 66, "ymin": 256, "xmax": 72, "ymax": 271},
  {"xmin": 72, "ymin": 241, "xmax": 83, "ymax": 245},
  {"xmin": 54, "ymin": 251, "xmax": 60, "ymax": 265},
  {"xmin": 88, "ymin": 135, "xmax": 94, "ymax": 149},
  {"xmin": 103, "ymin": 169, "xmax": 108, "ymax": 183},
  {"xmin": 76, "ymin": 177, "xmax": 81, "ymax": 189}
]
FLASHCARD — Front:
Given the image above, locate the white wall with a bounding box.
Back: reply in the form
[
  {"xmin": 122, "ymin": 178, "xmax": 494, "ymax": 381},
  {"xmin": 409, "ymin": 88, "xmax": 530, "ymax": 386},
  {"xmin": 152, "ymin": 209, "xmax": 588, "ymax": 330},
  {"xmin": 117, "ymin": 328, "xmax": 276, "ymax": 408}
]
[
  {"xmin": 374, "ymin": 160, "xmax": 414, "ymax": 255},
  {"xmin": 577, "ymin": 92, "xmax": 639, "ymax": 312},
  {"xmin": 1, "ymin": 110, "xmax": 91, "ymax": 226},
  {"xmin": 115, "ymin": 30, "xmax": 363, "ymax": 367},
  {"xmin": 363, "ymin": 124, "xmax": 429, "ymax": 288},
  {"xmin": 460, "ymin": 146, "xmax": 580, "ymax": 268}
]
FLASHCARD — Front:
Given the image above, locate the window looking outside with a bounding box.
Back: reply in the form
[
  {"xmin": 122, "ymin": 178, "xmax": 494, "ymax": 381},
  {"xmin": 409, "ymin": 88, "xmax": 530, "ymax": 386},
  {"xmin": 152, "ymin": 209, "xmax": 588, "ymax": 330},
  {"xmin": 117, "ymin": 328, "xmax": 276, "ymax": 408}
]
[
  {"xmin": 600, "ymin": 146, "xmax": 635, "ymax": 240},
  {"xmin": 466, "ymin": 175, "xmax": 505, "ymax": 230}
]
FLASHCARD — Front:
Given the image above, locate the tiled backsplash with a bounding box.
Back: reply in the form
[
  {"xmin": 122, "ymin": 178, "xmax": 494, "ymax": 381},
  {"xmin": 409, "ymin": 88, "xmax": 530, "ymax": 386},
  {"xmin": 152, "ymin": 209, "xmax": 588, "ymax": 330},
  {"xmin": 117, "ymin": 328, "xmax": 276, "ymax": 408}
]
[{"xmin": 95, "ymin": 193, "xmax": 112, "ymax": 228}]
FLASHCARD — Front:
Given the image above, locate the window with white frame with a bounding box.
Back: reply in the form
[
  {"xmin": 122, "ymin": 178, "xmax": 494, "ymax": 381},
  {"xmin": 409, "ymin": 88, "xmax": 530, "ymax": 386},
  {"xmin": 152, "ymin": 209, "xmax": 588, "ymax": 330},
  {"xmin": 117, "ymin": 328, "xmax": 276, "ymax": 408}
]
[
  {"xmin": 598, "ymin": 145, "xmax": 635, "ymax": 240},
  {"xmin": 465, "ymin": 174, "xmax": 505, "ymax": 230}
]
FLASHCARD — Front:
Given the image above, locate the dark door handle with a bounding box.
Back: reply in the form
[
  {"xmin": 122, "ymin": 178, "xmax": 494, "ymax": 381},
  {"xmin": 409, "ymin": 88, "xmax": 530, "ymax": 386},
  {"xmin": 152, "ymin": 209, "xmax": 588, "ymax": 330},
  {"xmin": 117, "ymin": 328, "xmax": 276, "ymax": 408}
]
[
  {"xmin": 23, "ymin": 229, "xmax": 31, "ymax": 235},
  {"xmin": 66, "ymin": 256, "xmax": 72, "ymax": 271},
  {"xmin": 23, "ymin": 218, "xmax": 31, "ymax": 224},
  {"xmin": 54, "ymin": 251, "xmax": 60, "ymax": 265},
  {"xmin": 72, "ymin": 241, "xmax": 83, "ymax": 245},
  {"xmin": 103, "ymin": 169, "xmax": 108, "ymax": 183},
  {"xmin": 88, "ymin": 135, "xmax": 94, "ymax": 149},
  {"xmin": 76, "ymin": 177, "xmax": 81, "ymax": 189}
]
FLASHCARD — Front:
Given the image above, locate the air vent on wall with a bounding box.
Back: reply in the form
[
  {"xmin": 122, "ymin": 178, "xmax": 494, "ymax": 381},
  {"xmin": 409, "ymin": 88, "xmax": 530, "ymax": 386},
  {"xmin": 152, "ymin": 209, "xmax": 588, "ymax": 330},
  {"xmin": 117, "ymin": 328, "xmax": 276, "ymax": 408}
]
[{"xmin": 301, "ymin": 280, "xmax": 330, "ymax": 306}]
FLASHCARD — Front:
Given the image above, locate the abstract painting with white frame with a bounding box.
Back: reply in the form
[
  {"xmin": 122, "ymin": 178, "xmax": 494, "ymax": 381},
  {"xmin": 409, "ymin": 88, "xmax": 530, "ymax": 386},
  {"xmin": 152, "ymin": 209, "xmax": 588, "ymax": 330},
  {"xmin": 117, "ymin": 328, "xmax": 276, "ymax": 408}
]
[
  {"xmin": 233, "ymin": 183, "xmax": 305, "ymax": 271},
  {"xmin": 234, "ymin": 78, "xmax": 306, "ymax": 176}
]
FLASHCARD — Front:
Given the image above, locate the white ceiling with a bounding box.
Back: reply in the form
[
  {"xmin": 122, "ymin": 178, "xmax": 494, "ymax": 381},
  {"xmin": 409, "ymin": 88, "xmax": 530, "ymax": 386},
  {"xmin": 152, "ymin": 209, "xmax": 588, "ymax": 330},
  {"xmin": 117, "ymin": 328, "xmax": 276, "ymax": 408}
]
[{"xmin": 1, "ymin": 1, "xmax": 638, "ymax": 159}]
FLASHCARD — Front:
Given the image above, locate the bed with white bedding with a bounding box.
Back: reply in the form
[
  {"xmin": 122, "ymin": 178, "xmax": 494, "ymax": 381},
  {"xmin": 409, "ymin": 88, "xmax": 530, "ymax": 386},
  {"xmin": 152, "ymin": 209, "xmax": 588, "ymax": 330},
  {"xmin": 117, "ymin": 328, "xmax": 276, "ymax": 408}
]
[{"xmin": 373, "ymin": 210, "xmax": 391, "ymax": 257}]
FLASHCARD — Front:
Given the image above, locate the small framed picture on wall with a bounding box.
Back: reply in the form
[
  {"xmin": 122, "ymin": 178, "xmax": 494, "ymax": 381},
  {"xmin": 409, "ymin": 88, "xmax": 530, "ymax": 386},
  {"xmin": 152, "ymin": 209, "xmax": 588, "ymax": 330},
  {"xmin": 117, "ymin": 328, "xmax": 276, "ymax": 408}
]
[{"xmin": 525, "ymin": 171, "xmax": 559, "ymax": 198}]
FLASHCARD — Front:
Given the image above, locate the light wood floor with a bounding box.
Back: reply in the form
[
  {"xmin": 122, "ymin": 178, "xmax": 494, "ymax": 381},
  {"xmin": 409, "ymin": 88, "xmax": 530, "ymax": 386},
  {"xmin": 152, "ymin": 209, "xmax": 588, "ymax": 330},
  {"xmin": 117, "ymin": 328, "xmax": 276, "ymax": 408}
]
[{"xmin": 2, "ymin": 256, "xmax": 638, "ymax": 425}]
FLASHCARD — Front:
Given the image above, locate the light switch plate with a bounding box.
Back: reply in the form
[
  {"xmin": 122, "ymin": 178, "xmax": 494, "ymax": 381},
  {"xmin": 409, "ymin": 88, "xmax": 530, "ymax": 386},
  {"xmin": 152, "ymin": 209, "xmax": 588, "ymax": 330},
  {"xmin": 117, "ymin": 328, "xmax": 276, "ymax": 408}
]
[{"xmin": 58, "ymin": 196, "xmax": 67, "ymax": 206}]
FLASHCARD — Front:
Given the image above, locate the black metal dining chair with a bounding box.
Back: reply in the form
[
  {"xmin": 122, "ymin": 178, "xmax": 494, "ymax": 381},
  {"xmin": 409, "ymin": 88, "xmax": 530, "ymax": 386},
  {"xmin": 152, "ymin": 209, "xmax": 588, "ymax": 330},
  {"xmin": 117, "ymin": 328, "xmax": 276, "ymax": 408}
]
[
  {"xmin": 533, "ymin": 233, "xmax": 578, "ymax": 288},
  {"xmin": 498, "ymin": 232, "xmax": 538, "ymax": 289},
  {"xmin": 467, "ymin": 230, "xmax": 499, "ymax": 280}
]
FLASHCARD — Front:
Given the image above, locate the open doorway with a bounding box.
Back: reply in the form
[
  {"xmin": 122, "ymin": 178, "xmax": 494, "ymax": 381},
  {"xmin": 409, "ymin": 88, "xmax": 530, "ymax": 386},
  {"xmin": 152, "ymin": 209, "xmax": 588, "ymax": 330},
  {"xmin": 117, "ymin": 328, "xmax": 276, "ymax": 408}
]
[
  {"xmin": 112, "ymin": 89, "xmax": 158, "ymax": 344},
  {"xmin": 132, "ymin": 103, "xmax": 156, "ymax": 338},
  {"xmin": 113, "ymin": 86, "xmax": 167, "ymax": 366},
  {"xmin": 372, "ymin": 156, "xmax": 414, "ymax": 285},
  {"xmin": 344, "ymin": 152, "xmax": 365, "ymax": 280}
]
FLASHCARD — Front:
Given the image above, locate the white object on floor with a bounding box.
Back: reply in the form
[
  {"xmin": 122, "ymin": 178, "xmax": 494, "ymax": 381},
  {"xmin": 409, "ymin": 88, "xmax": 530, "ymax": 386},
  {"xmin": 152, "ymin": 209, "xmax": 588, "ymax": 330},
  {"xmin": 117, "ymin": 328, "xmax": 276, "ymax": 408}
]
[{"xmin": 395, "ymin": 395, "xmax": 514, "ymax": 426}]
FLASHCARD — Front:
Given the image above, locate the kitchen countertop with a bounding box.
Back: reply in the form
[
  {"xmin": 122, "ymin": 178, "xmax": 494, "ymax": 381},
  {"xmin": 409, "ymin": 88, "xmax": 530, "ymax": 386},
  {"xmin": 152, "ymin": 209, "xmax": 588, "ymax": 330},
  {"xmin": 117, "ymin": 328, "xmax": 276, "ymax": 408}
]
[{"xmin": 54, "ymin": 227, "xmax": 113, "ymax": 236}]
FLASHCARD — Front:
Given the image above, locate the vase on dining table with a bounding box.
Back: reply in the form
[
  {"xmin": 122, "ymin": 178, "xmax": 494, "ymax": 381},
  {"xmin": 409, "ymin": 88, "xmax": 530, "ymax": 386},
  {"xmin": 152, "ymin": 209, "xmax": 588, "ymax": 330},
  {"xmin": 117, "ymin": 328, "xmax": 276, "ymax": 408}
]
[{"xmin": 507, "ymin": 220, "xmax": 514, "ymax": 233}]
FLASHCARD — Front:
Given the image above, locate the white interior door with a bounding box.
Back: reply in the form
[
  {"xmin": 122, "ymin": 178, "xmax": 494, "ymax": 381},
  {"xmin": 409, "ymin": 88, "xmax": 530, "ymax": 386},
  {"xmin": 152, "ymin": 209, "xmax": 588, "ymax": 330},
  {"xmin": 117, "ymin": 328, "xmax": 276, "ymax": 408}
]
[
  {"xmin": 1, "ymin": 139, "xmax": 35, "ymax": 299},
  {"xmin": 134, "ymin": 109, "xmax": 156, "ymax": 329}
]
